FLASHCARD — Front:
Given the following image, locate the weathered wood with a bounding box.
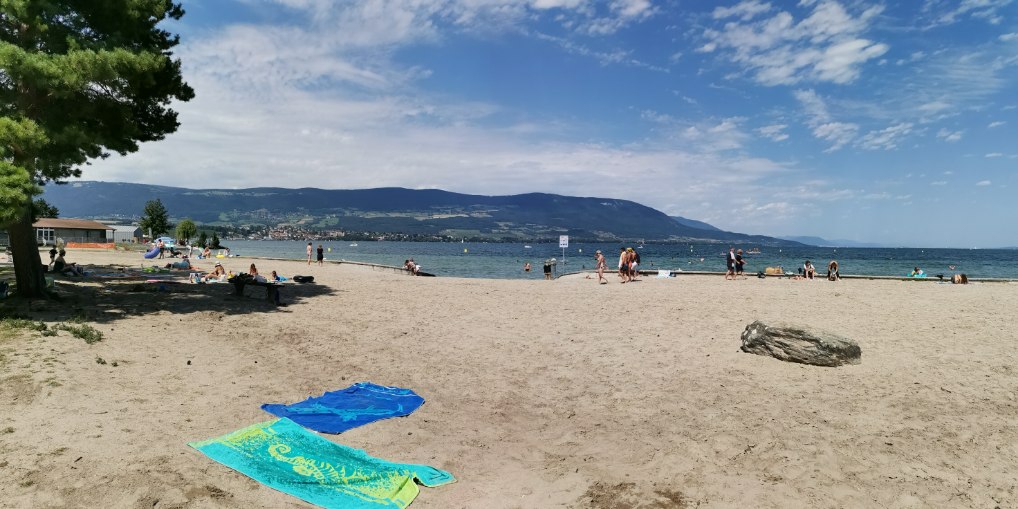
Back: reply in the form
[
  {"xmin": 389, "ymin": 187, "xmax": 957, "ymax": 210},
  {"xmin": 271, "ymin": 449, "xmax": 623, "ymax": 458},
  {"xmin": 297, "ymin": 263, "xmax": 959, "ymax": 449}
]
[{"xmin": 740, "ymin": 320, "xmax": 861, "ymax": 367}]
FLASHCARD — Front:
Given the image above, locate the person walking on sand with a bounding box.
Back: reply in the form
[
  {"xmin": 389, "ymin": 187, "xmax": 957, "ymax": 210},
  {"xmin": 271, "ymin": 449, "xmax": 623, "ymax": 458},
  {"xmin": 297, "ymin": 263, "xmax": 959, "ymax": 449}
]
[
  {"xmin": 306, "ymin": 242, "xmax": 313, "ymax": 265},
  {"xmin": 735, "ymin": 249, "xmax": 745, "ymax": 278},
  {"xmin": 594, "ymin": 250, "xmax": 608, "ymax": 284},
  {"xmin": 157, "ymin": 238, "xmax": 165, "ymax": 259},
  {"xmin": 316, "ymin": 244, "xmax": 324, "ymax": 266},
  {"xmin": 725, "ymin": 247, "xmax": 736, "ymax": 280}
]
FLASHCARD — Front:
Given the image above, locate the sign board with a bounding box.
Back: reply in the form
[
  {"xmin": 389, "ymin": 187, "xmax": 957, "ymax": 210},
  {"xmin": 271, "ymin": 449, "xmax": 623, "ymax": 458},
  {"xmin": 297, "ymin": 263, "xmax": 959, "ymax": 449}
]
[{"xmin": 559, "ymin": 235, "xmax": 569, "ymax": 248}]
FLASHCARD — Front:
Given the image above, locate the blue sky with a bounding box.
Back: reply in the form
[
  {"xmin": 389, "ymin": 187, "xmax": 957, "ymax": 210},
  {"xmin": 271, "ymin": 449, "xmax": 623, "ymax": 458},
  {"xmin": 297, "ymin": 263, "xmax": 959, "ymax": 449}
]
[{"xmin": 90, "ymin": 0, "xmax": 1018, "ymax": 247}]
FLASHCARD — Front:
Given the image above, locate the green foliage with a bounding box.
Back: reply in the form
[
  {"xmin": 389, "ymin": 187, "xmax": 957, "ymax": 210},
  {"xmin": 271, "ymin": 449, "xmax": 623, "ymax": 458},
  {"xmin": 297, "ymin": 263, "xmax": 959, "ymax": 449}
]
[
  {"xmin": 139, "ymin": 199, "xmax": 172, "ymax": 237},
  {"xmin": 176, "ymin": 219, "xmax": 197, "ymax": 244},
  {"xmin": 0, "ymin": 160, "xmax": 38, "ymax": 226},
  {"xmin": 31, "ymin": 198, "xmax": 59, "ymax": 221},
  {"xmin": 0, "ymin": 317, "xmax": 48, "ymax": 332},
  {"xmin": 210, "ymin": 232, "xmax": 222, "ymax": 249},
  {"xmin": 55, "ymin": 323, "xmax": 102, "ymax": 344},
  {"xmin": 196, "ymin": 231, "xmax": 208, "ymax": 248},
  {"xmin": 95, "ymin": 356, "xmax": 106, "ymax": 365},
  {"xmin": 0, "ymin": 1, "xmax": 194, "ymax": 296}
]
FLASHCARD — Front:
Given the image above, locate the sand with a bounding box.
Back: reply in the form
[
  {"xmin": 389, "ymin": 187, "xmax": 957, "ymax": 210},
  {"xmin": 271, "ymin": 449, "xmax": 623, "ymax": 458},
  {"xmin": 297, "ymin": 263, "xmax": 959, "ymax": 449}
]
[{"xmin": 1, "ymin": 248, "xmax": 1016, "ymax": 508}]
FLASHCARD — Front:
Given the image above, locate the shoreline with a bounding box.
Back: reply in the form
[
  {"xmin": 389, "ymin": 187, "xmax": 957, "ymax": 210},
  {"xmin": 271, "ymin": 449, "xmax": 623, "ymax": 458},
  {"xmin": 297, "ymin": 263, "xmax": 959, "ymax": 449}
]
[{"xmin": 30, "ymin": 247, "xmax": 1015, "ymax": 283}]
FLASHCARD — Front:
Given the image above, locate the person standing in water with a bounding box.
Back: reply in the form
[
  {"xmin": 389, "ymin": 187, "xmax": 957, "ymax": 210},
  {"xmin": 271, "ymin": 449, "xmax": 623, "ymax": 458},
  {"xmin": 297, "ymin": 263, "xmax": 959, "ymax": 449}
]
[
  {"xmin": 306, "ymin": 242, "xmax": 313, "ymax": 265},
  {"xmin": 316, "ymin": 244, "xmax": 324, "ymax": 266}
]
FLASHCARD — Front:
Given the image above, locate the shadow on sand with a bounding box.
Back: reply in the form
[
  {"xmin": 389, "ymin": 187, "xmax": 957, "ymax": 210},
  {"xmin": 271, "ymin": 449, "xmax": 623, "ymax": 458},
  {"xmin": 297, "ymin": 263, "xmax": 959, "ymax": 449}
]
[{"xmin": 0, "ymin": 268, "xmax": 336, "ymax": 325}]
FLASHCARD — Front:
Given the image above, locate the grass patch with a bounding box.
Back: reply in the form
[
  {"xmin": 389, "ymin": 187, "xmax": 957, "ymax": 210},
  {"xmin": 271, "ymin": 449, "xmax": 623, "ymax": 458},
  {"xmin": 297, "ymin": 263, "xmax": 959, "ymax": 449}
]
[
  {"xmin": 95, "ymin": 356, "xmax": 107, "ymax": 365},
  {"xmin": 1, "ymin": 426, "xmax": 13, "ymax": 434},
  {"xmin": 0, "ymin": 318, "xmax": 47, "ymax": 332},
  {"xmin": 40, "ymin": 329, "xmax": 57, "ymax": 337},
  {"xmin": 68, "ymin": 310, "xmax": 88, "ymax": 323},
  {"xmin": 55, "ymin": 324, "xmax": 103, "ymax": 344}
]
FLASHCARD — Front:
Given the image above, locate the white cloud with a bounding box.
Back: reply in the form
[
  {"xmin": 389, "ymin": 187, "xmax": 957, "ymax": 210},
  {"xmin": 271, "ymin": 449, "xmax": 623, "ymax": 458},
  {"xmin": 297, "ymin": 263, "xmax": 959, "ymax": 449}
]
[
  {"xmin": 1002, "ymin": 33, "xmax": 1018, "ymax": 42},
  {"xmin": 794, "ymin": 88, "xmax": 858, "ymax": 150},
  {"xmin": 812, "ymin": 121, "xmax": 858, "ymax": 151},
  {"xmin": 700, "ymin": 1, "xmax": 888, "ymax": 86},
  {"xmin": 936, "ymin": 128, "xmax": 963, "ymax": 142},
  {"xmin": 757, "ymin": 123, "xmax": 790, "ymax": 141},
  {"xmin": 937, "ymin": 0, "xmax": 1014, "ymax": 26},
  {"xmin": 930, "ymin": 181, "xmax": 947, "ymax": 186},
  {"xmin": 712, "ymin": 1, "xmax": 773, "ymax": 21},
  {"xmin": 985, "ymin": 153, "xmax": 1004, "ymax": 158},
  {"xmin": 988, "ymin": 121, "xmax": 1006, "ymax": 128},
  {"xmin": 858, "ymin": 122, "xmax": 913, "ymax": 150},
  {"xmin": 976, "ymin": 180, "xmax": 992, "ymax": 186}
]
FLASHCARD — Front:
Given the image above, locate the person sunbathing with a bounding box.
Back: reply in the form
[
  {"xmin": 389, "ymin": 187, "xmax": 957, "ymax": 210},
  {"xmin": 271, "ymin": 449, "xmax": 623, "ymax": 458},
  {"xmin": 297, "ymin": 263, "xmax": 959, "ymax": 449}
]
[
  {"xmin": 165, "ymin": 256, "xmax": 192, "ymax": 270},
  {"xmin": 249, "ymin": 263, "xmax": 267, "ymax": 283},
  {"xmin": 203, "ymin": 262, "xmax": 227, "ymax": 282}
]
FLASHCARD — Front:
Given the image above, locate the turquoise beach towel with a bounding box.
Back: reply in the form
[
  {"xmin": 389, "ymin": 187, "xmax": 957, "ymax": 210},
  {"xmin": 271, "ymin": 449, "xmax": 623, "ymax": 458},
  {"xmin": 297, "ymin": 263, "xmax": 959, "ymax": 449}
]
[{"xmin": 189, "ymin": 418, "xmax": 454, "ymax": 509}]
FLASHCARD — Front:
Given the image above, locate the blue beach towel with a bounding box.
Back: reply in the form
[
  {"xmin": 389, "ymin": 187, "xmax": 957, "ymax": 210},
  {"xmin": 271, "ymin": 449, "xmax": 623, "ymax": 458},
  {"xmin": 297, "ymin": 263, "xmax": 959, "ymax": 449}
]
[
  {"xmin": 189, "ymin": 418, "xmax": 454, "ymax": 509},
  {"xmin": 262, "ymin": 382, "xmax": 425, "ymax": 434}
]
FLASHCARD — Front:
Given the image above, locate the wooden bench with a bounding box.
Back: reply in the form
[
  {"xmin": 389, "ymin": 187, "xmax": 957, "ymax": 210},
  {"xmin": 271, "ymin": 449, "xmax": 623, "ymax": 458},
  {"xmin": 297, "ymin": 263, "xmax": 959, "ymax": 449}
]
[{"xmin": 231, "ymin": 278, "xmax": 282, "ymax": 303}]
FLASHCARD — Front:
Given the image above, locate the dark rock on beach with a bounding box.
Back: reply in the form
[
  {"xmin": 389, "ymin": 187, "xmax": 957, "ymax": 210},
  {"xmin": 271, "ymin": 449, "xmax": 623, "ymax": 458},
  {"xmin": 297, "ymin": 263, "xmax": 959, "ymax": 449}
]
[{"xmin": 740, "ymin": 321, "xmax": 861, "ymax": 367}]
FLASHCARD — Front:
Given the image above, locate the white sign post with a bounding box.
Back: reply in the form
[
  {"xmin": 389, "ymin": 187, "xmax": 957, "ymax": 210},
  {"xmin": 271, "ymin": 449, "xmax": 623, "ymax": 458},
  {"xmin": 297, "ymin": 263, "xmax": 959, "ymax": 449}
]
[{"xmin": 559, "ymin": 235, "xmax": 569, "ymax": 266}]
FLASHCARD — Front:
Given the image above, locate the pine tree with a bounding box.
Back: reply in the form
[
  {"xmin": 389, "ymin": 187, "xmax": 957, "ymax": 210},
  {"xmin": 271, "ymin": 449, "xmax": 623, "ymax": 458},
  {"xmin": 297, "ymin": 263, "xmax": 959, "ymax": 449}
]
[
  {"xmin": 139, "ymin": 199, "xmax": 172, "ymax": 238},
  {"xmin": 0, "ymin": 2, "xmax": 194, "ymax": 296}
]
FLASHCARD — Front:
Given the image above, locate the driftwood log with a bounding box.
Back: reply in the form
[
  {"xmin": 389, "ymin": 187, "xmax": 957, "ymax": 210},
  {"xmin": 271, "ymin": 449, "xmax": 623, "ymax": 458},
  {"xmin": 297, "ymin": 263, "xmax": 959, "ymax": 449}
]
[{"xmin": 740, "ymin": 321, "xmax": 861, "ymax": 367}]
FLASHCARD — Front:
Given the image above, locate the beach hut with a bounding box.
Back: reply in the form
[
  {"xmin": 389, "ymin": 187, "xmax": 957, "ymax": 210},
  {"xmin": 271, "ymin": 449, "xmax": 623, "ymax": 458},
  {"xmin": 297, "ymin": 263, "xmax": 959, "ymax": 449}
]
[{"xmin": 32, "ymin": 218, "xmax": 113, "ymax": 246}]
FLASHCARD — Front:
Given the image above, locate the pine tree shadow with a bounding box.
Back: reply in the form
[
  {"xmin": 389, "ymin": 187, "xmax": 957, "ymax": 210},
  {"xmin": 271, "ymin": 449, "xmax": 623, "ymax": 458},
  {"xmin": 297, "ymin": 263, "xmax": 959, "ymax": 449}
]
[{"xmin": 0, "ymin": 271, "xmax": 336, "ymax": 326}]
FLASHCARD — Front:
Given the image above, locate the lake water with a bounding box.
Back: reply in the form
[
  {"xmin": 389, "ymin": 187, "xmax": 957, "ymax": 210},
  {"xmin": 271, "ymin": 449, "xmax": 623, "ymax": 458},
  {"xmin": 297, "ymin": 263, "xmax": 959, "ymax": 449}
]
[{"xmin": 218, "ymin": 240, "xmax": 1018, "ymax": 280}]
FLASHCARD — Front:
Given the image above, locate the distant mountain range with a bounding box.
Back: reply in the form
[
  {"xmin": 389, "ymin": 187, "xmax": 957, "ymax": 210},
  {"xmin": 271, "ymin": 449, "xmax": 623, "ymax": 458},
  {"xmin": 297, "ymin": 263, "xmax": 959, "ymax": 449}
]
[
  {"xmin": 670, "ymin": 216, "xmax": 722, "ymax": 232},
  {"xmin": 41, "ymin": 181, "xmax": 804, "ymax": 245}
]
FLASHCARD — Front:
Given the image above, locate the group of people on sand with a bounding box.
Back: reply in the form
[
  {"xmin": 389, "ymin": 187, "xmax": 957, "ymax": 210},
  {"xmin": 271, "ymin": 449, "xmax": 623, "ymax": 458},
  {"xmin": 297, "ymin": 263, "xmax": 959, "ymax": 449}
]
[
  {"xmin": 789, "ymin": 260, "xmax": 840, "ymax": 281},
  {"xmin": 729, "ymin": 247, "xmax": 842, "ymax": 281},
  {"xmin": 725, "ymin": 248, "xmax": 747, "ymax": 280},
  {"xmin": 306, "ymin": 243, "xmax": 324, "ymax": 266},
  {"xmin": 615, "ymin": 247, "xmax": 641, "ymax": 283}
]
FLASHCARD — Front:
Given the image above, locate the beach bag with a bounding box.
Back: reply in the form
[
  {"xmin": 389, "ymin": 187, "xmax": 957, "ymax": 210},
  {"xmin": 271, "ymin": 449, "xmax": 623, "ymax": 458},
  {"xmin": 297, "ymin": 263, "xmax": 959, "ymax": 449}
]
[{"xmin": 293, "ymin": 275, "xmax": 314, "ymax": 284}]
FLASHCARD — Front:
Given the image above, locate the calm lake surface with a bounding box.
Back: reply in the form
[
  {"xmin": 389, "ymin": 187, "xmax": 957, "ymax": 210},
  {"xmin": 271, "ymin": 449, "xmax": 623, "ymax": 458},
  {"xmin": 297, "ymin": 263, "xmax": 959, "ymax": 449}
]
[{"xmin": 219, "ymin": 240, "xmax": 1017, "ymax": 280}]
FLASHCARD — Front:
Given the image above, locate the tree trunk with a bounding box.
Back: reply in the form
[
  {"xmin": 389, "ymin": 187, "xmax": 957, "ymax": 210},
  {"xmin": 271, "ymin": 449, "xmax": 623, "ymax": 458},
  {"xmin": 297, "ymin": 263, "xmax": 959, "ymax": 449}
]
[{"xmin": 8, "ymin": 209, "xmax": 47, "ymax": 298}]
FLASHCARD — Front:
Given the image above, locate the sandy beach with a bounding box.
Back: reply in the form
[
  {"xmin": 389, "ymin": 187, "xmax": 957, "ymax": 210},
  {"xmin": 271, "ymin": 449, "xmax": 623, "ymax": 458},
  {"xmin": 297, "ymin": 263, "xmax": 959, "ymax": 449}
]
[{"xmin": 1, "ymin": 248, "xmax": 1016, "ymax": 508}]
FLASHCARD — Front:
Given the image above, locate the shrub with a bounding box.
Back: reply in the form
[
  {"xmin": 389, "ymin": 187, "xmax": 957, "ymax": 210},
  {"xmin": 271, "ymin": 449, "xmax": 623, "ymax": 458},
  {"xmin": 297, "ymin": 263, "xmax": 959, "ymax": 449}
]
[{"xmin": 56, "ymin": 324, "xmax": 103, "ymax": 344}]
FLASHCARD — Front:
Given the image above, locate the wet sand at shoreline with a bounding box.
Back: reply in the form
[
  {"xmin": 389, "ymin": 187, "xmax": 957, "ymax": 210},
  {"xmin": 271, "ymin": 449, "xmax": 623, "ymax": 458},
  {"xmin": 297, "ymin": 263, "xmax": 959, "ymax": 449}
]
[{"xmin": 1, "ymin": 248, "xmax": 1016, "ymax": 508}]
